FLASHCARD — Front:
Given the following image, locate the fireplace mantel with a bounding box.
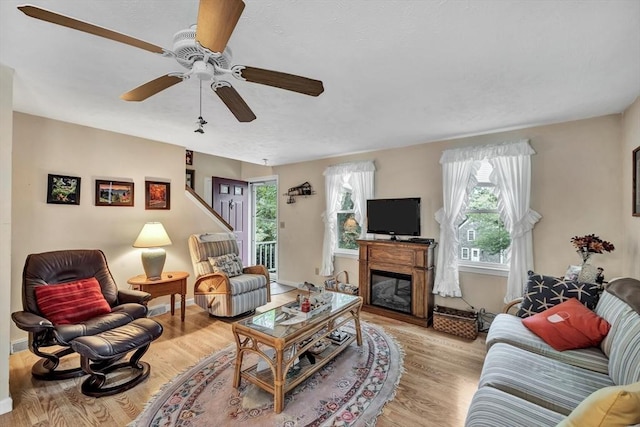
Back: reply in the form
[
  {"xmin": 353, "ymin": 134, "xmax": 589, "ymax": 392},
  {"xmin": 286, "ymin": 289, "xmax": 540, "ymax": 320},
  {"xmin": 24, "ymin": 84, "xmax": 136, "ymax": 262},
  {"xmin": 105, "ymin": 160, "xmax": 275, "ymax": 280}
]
[{"xmin": 357, "ymin": 239, "xmax": 435, "ymax": 326}]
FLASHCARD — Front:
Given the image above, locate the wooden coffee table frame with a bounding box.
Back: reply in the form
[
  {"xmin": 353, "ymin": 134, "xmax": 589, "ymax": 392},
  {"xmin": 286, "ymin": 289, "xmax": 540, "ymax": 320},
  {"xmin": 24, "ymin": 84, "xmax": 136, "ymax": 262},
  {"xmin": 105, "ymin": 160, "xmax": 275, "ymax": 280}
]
[{"xmin": 232, "ymin": 295, "xmax": 363, "ymax": 413}]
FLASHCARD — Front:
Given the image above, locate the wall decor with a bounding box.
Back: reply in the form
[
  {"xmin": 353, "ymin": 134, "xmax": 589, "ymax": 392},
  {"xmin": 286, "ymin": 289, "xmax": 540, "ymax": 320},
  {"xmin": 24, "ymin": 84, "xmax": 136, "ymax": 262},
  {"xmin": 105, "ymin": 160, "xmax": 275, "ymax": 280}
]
[
  {"xmin": 284, "ymin": 181, "xmax": 315, "ymax": 204},
  {"xmin": 634, "ymin": 146, "xmax": 640, "ymax": 216},
  {"xmin": 95, "ymin": 180, "xmax": 134, "ymax": 206},
  {"xmin": 47, "ymin": 174, "xmax": 81, "ymax": 205},
  {"xmin": 186, "ymin": 169, "xmax": 195, "ymax": 189},
  {"xmin": 186, "ymin": 150, "xmax": 193, "ymax": 165},
  {"xmin": 146, "ymin": 181, "xmax": 171, "ymax": 210}
]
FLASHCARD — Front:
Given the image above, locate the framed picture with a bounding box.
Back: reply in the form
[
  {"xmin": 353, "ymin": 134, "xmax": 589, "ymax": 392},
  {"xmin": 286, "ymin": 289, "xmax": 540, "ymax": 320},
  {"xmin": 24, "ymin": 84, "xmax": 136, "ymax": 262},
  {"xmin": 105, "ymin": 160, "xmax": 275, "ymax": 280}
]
[
  {"xmin": 47, "ymin": 174, "xmax": 81, "ymax": 205},
  {"xmin": 234, "ymin": 186, "xmax": 243, "ymax": 196},
  {"xmin": 146, "ymin": 181, "xmax": 171, "ymax": 210},
  {"xmin": 186, "ymin": 150, "xmax": 193, "ymax": 166},
  {"xmin": 634, "ymin": 146, "xmax": 640, "ymax": 216},
  {"xmin": 186, "ymin": 169, "xmax": 195, "ymax": 189},
  {"xmin": 95, "ymin": 180, "xmax": 134, "ymax": 206},
  {"xmin": 220, "ymin": 184, "xmax": 229, "ymax": 194}
]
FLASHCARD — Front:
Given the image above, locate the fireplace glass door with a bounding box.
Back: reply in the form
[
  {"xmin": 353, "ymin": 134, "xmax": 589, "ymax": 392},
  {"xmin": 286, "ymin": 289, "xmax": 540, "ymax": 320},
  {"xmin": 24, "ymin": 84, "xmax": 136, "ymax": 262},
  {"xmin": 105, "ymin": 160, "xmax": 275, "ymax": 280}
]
[{"xmin": 370, "ymin": 270, "xmax": 412, "ymax": 314}]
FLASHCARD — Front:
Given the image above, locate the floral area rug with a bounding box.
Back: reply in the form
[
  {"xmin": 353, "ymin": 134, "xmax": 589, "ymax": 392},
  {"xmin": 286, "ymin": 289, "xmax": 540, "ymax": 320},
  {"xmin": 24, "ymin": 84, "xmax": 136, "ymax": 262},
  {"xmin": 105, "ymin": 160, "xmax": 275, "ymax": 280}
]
[{"xmin": 131, "ymin": 322, "xmax": 403, "ymax": 427}]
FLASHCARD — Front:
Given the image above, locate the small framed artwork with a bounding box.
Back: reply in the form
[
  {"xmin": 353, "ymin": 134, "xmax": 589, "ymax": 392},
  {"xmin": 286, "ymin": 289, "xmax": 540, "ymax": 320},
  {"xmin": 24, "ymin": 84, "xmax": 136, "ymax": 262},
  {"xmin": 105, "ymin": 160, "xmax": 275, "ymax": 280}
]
[
  {"xmin": 146, "ymin": 181, "xmax": 171, "ymax": 210},
  {"xmin": 220, "ymin": 184, "xmax": 229, "ymax": 194},
  {"xmin": 633, "ymin": 146, "xmax": 640, "ymax": 216},
  {"xmin": 186, "ymin": 150, "xmax": 193, "ymax": 165},
  {"xmin": 95, "ymin": 180, "xmax": 134, "ymax": 206},
  {"xmin": 234, "ymin": 186, "xmax": 243, "ymax": 196},
  {"xmin": 47, "ymin": 174, "xmax": 81, "ymax": 205},
  {"xmin": 186, "ymin": 169, "xmax": 195, "ymax": 189}
]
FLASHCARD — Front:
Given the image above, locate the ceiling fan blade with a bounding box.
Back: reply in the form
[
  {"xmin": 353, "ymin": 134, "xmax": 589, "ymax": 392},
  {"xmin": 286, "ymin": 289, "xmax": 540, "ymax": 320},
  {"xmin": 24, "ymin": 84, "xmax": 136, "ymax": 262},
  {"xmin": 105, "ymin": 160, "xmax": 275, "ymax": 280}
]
[
  {"xmin": 120, "ymin": 75, "xmax": 184, "ymax": 101},
  {"xmin": 239, "ymin": 67, "xmax": 324, "ymax": 97},
  {"xmin": 196, "ymin": 0, "xmax": 245, "ymax": 53},
  {"xmin": 18, "ymin": 5, "xmax": 166, "ymax": 54},
  {"xmin": 213, "ymin": 83, "xmax": 256, "ymax": 122}
]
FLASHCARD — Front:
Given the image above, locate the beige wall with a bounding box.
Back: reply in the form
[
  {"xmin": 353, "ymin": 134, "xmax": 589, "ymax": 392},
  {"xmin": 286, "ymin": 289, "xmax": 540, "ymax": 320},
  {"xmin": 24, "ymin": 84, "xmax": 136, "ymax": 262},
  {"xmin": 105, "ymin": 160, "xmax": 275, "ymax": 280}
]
[
  {"xmin": 188, "ymin": 150, "xmax": 242, "ymax": 197},
  {"xmin": 9, "ymin": 113, "xmax": 232, "ymax": 343},
  {"xmin": 1, "ymin": 64, "xmax": 14, "ymax": 413},
  {"xmin": 621, "ymin": 96, "xmax": 640, "ymax": 277},
  {"xmin": 273, "ymin": 114, "xmax": 626, "ymax": 314},
  {"xmin": 7, "ymin": 105, "xmax": 637, "ymax": 345}
]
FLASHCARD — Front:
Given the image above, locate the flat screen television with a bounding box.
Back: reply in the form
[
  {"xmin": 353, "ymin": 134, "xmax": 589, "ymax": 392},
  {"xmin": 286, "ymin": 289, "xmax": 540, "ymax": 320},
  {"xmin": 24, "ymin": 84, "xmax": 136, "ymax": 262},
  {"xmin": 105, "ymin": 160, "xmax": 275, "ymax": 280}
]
[{"xmin": 366, "ymin": 198, "xmax": 421, "ymax": 239}]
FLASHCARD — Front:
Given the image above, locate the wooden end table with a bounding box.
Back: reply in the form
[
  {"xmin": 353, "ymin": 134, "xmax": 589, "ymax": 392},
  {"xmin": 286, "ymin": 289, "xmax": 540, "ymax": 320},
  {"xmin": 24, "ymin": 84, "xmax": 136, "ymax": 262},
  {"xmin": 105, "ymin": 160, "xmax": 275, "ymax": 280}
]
[{"xmin": 127, "ymin": 271, "xmax": 189, "ymax": 321}]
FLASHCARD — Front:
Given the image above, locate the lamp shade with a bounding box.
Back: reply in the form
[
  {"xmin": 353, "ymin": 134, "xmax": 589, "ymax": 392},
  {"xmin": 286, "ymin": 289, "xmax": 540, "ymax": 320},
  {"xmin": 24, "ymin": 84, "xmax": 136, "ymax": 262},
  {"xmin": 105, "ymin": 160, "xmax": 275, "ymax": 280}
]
[
  {"xmin": 133, "ymin": 222, "xmax": 172, "ymax": 280},
  {"xmin": 133, "ymin": 222, "xmax": 172, "ymax": 248}
]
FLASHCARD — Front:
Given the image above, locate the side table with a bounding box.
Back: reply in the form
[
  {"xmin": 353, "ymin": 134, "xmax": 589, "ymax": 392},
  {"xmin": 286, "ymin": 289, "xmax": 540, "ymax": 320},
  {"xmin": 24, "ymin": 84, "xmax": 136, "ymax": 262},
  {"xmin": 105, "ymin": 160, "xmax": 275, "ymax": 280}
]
[{"xmin": 127, "ymin": 271, "xmax": 189, "ymax": 322}]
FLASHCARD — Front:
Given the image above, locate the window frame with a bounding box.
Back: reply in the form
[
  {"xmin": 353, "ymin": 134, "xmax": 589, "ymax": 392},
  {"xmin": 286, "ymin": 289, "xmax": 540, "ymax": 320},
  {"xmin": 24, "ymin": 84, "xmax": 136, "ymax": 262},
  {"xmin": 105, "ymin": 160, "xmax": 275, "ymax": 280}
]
[
  {"xmin": 461, "ymin": 247, "xmax": 470, "ymax": 260},
  {"xmin": 467, "ymin": 229, "xmax": 476, "ymax": 241},
  {"xmin": 334, "ymin": 184, "xmax": 360, "ymax": 257},
  {"xmin": 457, "ymin": 162, "xmax": 510, "ymax": 276}
]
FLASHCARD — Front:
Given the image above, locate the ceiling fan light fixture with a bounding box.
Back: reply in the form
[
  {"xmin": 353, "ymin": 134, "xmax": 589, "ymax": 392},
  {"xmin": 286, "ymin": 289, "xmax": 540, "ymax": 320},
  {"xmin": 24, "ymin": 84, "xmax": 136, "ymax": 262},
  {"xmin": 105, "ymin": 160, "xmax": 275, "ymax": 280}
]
[{"xmin": 192, "ymin": 60, "xmax": 215, "ymax": 80}]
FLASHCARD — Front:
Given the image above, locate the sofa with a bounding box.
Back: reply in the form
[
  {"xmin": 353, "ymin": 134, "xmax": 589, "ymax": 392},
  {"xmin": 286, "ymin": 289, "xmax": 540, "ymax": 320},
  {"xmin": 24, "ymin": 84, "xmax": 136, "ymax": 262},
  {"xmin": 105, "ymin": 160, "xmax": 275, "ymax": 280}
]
[
  {"xmin": 188, "ymin": 232, "xmax": 270, "ymax": 317},
  {"xmin": 465, "ymin": 277, "xmax": 640, "ymax": 427}
]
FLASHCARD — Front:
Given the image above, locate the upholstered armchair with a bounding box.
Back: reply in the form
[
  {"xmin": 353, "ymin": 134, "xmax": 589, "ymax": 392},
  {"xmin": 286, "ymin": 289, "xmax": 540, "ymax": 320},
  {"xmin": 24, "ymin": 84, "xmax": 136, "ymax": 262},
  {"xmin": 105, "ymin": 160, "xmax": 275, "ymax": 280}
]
[
  {"xmin": 188, "ymin": 232, "xmax": 270, "ymax": 317},
  {"xmin": 11, "ymin": 249, "xmax": 152, "ymax": 380}
]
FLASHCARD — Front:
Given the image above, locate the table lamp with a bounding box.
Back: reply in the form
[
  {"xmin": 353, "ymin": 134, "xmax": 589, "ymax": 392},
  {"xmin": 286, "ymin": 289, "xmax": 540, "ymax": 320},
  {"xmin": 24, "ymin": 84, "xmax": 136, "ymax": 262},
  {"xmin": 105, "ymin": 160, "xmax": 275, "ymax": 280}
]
[{"xmin": 133, "ymin": 222, "xmax": 172, "ymax": 280}]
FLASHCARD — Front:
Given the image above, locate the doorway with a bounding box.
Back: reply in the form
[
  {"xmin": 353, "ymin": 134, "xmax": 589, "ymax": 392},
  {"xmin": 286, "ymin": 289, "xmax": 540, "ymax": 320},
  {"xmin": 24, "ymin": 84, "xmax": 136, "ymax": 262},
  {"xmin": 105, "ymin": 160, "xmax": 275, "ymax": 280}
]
[
  {"xmin": 250, "ymin": 179, "xmax": 278, "ymax": 281},
  {"xmin": 212, "ymin": 177, "xmax": 249, "ymax": 265}
]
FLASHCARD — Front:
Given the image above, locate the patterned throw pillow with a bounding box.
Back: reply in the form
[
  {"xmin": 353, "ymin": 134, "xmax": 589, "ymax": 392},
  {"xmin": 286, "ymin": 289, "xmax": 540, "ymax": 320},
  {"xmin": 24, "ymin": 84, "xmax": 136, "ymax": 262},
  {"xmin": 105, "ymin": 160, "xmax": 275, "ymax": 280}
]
[
  {"xmin": 516, "ymin": 271, "xmax": 601, "ymax": 318},
  {"xmin": 34, "ymin": 277, "xmax": 112, "ymax": 325},
  {"xmin": 208, "ymin": 254, "xmax": 243, "ymax": 277}
]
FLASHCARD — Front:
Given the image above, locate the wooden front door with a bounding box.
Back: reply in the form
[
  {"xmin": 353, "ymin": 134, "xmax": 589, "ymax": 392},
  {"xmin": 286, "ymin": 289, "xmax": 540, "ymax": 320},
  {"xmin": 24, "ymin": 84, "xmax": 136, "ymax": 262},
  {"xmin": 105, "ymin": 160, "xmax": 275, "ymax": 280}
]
[{"xmin": 212, "ymin": 177, "xmax": 249, "ymax": 264}]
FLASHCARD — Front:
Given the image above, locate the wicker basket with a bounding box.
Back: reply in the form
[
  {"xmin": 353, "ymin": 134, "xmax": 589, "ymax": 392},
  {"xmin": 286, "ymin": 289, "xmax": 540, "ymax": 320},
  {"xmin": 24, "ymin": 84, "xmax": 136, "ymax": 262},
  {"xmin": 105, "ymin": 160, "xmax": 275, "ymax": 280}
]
[{"xmin": 433, "ymin": 305, "xmax": 478, "ymax": 340}]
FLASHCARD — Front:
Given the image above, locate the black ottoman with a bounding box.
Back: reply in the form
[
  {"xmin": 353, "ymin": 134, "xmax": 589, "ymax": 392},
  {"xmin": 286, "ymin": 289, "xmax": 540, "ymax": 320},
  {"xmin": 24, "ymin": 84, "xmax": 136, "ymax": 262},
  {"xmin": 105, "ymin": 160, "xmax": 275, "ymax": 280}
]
[{"xmin": 70, "ymin": 317, "xmax": 163, "ymax": 397}]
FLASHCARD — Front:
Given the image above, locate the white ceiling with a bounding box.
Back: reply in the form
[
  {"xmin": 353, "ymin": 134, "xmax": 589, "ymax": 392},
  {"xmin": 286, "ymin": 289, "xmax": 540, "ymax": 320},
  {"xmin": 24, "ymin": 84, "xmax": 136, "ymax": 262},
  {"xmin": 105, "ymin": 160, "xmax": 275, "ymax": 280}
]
[{"xmin": 1, "ymin": 1, "xmax": 639, "ymax": 166}]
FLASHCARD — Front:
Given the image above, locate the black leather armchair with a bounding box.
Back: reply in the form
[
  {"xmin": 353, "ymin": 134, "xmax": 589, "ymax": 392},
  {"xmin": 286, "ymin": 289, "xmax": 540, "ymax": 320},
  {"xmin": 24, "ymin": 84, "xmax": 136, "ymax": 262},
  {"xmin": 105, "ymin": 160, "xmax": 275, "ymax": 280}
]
[{"xmin": 12, "ymin": 249, "xmax": 152, "ymax": 380}]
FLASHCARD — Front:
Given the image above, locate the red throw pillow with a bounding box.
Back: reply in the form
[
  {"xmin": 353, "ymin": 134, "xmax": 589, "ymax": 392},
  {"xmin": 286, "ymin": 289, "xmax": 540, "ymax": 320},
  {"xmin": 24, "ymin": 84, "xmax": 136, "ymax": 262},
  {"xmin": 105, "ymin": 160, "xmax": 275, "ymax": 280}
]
[
  {"xmin": 522, "ymin": 297, "xmax": 610, "ymax": 351},
  {"xmin": 34, "ymin": 277, "xmax": 111, "ymax": 325}
]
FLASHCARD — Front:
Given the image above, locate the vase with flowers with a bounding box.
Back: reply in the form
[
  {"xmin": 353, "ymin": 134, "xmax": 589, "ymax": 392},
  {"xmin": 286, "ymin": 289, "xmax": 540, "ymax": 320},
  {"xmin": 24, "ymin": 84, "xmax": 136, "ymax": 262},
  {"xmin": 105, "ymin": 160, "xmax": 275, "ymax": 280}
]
[{"xmin": 570, "ymin": 234, "xmax": 615, "ymax": 284}]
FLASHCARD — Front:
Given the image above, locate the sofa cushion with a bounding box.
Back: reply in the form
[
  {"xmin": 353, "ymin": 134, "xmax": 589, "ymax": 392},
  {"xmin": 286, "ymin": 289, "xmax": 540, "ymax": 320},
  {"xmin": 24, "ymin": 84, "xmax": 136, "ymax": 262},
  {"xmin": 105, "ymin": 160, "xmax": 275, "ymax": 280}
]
[
  {"xmin": 209, "ymin": 254, "xmax": 243, "ymax": 277},
  {"xmin": 34, "ymin": 278, "xmax": 111, "ymax": 325},
  {"xmin": 522, "ymin": 298, "xmax": 610, "ymax": 351},
  {"xmin": 487, "ymin": 313, "xmax": 610, "ymax": 374},
  {"xmin": 479, "ymin": 343, "xmax": 615, "ymax": 415},
  {"xmin": 607, "ymin": 308, "xmax": 640, "ymax": 385},
  {"xmin": 228, "ymin": 274, "xmax": 268, "ymax": 295},
  {"xmin": 516, "ymin": 272, "xmax": 600, "ymax": 318},
  {"xmin": 465, "ymin": 386, "xmax": 565, "ymax": 427},
  {"xmin": 557, "ymin": 381, "xmax": 640, "ymax": 427}
]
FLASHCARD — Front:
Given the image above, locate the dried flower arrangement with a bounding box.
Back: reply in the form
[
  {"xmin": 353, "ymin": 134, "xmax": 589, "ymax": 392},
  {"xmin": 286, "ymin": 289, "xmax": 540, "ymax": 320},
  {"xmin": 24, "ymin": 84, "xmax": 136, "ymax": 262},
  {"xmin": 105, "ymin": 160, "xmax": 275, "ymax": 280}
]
[{"xmin": 570, "ymin": 234, "xmax": 615, "ymax": 256}]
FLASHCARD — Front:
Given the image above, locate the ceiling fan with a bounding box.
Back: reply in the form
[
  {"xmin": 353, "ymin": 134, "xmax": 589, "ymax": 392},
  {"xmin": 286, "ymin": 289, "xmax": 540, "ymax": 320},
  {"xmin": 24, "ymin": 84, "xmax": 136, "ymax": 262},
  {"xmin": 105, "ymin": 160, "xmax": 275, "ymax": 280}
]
[{"xmin": 18, "ymin": 0, "xmax": 325, "ymax": 122}]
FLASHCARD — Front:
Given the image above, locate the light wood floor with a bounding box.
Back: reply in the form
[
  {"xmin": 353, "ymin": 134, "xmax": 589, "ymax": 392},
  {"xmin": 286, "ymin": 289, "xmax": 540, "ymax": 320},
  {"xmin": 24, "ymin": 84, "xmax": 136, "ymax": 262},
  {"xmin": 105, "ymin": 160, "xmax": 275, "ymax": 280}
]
[{"xmin": 1, "ymin": 291, "xmax": 487, "ymax": 427}]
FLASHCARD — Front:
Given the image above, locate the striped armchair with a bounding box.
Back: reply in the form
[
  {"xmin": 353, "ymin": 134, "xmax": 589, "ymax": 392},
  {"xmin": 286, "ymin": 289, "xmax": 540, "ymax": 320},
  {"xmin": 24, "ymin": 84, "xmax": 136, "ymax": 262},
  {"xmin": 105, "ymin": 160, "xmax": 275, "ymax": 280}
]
[{"xmin": 188, "ymin": 233, "xmax": 270, "ymax": 317}]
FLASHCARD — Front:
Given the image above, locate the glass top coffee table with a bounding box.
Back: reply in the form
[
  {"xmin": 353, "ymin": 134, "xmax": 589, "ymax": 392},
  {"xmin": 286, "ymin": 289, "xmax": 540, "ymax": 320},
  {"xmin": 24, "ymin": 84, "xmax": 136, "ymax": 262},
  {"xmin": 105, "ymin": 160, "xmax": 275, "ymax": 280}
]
[{"xmin": 231, "ymin": 292, "xmax": 363, "ymax": 413}]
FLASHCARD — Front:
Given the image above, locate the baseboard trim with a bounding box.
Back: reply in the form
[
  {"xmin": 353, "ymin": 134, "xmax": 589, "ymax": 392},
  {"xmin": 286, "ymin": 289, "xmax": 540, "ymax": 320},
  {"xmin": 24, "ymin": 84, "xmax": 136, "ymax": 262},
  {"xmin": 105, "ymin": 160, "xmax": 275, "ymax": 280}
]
[
  {"xmin": 0, "ymin": 396, "xmax": 13, "ymax": 415},
  {"xmin": 10, "ymin": 298, "xmax": 196, "ymax": 353},
  {"xmin": 276, "ymin": 279, "xmax": 303, "ymax": 288}
]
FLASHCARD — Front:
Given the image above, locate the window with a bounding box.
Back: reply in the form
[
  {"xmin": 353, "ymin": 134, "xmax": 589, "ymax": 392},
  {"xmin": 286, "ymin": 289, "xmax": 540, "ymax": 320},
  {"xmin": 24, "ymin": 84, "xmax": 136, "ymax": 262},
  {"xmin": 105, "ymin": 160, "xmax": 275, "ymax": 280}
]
[
  {"xmin": 461, "ymin": 247, "xmax": 470, "ymax": 260},
  {"xmin": 336, "ymin": 187, "xmax": 361, "ymax": 251},
  {"xmin": 458, "ymin": 161, "xmax": 510, "ymax": 270},
  {"xmin": 321, "ymin": 161, "xmax": 375, "ymax": 275}
]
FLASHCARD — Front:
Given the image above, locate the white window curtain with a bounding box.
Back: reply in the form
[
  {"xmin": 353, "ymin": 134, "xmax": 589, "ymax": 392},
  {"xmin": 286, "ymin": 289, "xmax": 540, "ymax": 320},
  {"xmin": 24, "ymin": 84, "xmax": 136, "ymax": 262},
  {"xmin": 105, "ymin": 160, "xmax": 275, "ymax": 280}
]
[
  {"xmin": 320, "ymin": 161, "xmax": 375, "ymax": 276},
  {"xmin": 433, "ymin": 160, "xmax": 478, "ymax": 297},
  {"xmin": 434, "ymin": 139, "xmax": 540, "ymax": 301},
  {"xmin": 489, "ymin": 150, "xmax": 541, "ymax": 302}
]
